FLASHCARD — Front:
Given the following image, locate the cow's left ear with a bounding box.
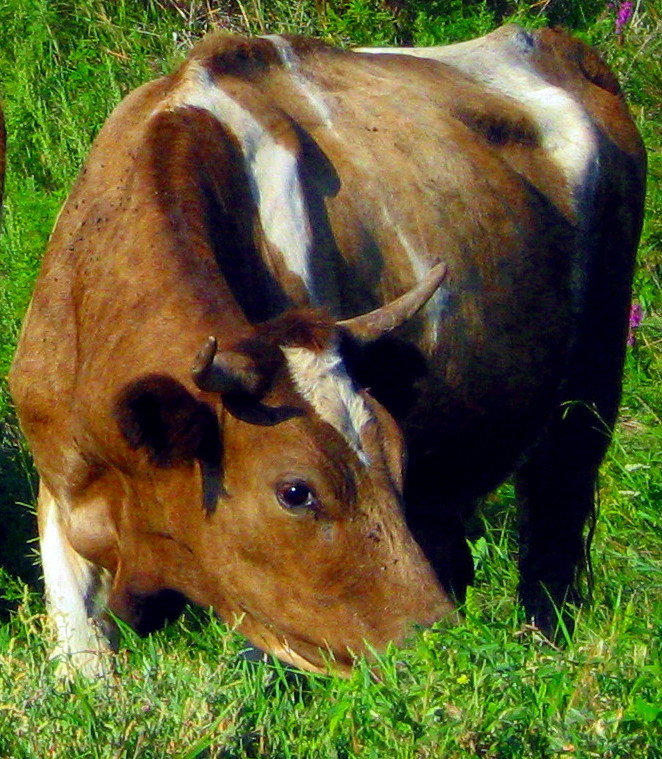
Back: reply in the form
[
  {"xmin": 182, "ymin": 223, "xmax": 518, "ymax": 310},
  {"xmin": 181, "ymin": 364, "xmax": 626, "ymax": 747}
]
[{"xmin": 114, "ymin": 374, "xmax": 221, "ymax": 471}]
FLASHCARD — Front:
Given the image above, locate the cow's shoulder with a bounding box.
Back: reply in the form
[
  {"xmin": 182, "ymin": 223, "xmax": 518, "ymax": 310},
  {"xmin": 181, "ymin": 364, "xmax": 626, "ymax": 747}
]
[{"xmin": 186, "ymin": 29, "xmax": 337, "ymax": 72}]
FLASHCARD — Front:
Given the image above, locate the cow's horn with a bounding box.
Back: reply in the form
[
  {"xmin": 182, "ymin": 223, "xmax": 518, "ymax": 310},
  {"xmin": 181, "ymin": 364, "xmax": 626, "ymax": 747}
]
[
  {"xmin": 338, "ymin": 261, "xmax": 447, "ymax": 341},
  {"xmin": 192, "ymin": 336, "xmax": 266, "ymax": 396}
]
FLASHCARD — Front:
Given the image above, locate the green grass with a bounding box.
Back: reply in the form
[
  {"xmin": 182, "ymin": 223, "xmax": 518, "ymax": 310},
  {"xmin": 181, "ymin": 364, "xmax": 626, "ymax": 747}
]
[{"xmin": 0, "ymin": 1, "xmax": 660, "ymax": 756}]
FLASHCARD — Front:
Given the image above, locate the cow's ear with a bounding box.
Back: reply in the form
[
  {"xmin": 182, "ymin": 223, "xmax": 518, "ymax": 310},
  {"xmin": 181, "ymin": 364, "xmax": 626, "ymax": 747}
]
[{"xmin": 114, "ymin": 374, "xmax": 221, "ymax": 470}]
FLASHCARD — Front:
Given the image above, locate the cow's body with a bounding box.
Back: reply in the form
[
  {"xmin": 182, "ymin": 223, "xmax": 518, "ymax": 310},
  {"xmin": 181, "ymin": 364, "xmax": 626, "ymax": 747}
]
[{"xmin": 9, "ymin": 25, "xmax": 645, "ymax": 675}]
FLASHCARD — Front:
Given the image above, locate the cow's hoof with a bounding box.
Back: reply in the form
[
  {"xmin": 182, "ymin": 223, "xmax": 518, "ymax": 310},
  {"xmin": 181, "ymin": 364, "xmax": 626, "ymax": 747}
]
[
  {"xmin": 51, "ymin": 646, "xmax": 115, "ymax": 681},
  {"xmin": 51, "ymin": 647, "xmax": 116, "ymax": 681}
]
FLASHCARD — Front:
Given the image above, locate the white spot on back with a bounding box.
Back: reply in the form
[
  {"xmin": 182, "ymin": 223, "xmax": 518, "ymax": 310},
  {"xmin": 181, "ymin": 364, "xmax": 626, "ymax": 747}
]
[
  {"xmin": 163, "ymin": 63, "xmax": 316, "ymax": 300},
  {"xmin": 282, "ymin": 345, "xmax": 372, "ymax": 462},
  {"xmin": 358, "ymin": 31, "xmax": 596, "ymax": 195}
]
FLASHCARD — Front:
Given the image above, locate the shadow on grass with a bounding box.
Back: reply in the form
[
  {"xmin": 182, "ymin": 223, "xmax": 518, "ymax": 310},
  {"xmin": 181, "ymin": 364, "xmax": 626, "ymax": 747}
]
[{"xmin": 0, "ymin": 414, "xmax": 39, "ymax": 619}]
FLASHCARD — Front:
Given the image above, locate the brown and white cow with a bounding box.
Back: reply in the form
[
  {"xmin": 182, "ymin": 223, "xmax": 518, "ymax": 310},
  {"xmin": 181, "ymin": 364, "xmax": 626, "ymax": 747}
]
[{"xmin": 9, "ymin": 25, "xmax": 645, "ymax": 676}]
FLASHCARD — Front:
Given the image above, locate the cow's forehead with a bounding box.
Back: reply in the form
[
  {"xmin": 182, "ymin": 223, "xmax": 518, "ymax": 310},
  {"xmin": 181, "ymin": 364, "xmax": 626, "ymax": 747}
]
[{"xmin": 282, "ymin": 344, "xmax": 373, "ymax": 463}]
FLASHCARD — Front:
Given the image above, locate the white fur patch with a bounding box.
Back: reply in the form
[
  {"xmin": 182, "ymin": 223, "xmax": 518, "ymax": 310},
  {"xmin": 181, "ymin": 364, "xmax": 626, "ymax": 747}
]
[
  {"xmin": 379, "ymin": 203, "xmax": 448, "ymax": 346},
  {"xmin": 282, "ymin": 345, "xmax": 372, "ymax": 461},
  {"xmin": 163, "ymin": 63, "xmax": 316, "ymax": 300},
  {"xmin": 358, "ymin": 32, "xmax": 596, "ymax": 196},
  {"xmin": 264, "ymin": 35, "xmax": 334, "ymax": 129},
  {"xmin": 39, "ymin": 486, "xmax": 112, "ymax": 677}
]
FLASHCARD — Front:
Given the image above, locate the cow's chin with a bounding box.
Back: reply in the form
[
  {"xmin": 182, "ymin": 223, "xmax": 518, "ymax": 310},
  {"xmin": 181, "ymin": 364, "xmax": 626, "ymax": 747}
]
[
  {"xmin": 266, "ymin": 637, "xmax": 353, "ymax": 677},
  {"xmin": 235, "ymin": 614, "xmax": 356, "ymax": 676}
]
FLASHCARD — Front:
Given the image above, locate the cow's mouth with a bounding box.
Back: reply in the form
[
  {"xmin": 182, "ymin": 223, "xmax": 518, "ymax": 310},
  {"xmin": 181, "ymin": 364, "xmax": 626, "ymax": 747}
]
[
  {"xmin": 269, "ymin": 638, "xmax": 352, "ymax": 675},
  {"xmin": 233, "ymin": 608, "xmax": 355, "ymax": 675}
]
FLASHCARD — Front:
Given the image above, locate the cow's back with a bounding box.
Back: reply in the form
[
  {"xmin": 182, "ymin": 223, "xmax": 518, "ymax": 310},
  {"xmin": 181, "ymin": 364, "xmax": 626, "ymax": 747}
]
[{"xmin": 10, "ymin": 24, "xmax": 646, "ymax": 503}]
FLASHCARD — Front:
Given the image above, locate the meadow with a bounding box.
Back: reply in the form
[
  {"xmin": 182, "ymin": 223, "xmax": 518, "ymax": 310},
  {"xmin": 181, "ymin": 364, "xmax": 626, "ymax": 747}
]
[{"xmin": 0, "ymin": 1, "xmax": 660, "ymax": 756}]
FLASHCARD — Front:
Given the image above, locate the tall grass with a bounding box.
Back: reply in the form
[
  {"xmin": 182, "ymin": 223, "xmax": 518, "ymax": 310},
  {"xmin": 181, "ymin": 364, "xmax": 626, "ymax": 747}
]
[{"xmin": 0, "ymin": 1, "xmax": 660, "ymax": 756}]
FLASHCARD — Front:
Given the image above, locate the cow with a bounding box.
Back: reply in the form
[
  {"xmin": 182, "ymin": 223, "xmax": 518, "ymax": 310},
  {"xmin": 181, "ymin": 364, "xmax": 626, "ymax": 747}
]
[{"xmin": 9, "ymin": 24, "xmax": 646, "ymax": 677}]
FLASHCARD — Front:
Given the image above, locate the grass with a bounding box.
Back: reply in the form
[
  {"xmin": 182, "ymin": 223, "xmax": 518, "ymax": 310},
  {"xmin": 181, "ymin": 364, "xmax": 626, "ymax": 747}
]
[{"xmin": 0, "ymin": 0, "xmax": 660, "ymax": 756}]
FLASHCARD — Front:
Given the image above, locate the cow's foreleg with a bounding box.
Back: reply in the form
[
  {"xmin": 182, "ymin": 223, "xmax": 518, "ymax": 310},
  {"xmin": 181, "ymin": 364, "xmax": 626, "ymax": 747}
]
[{"xmin": 38, "ymin": 482, "xmax": 115, "ymax": 678}]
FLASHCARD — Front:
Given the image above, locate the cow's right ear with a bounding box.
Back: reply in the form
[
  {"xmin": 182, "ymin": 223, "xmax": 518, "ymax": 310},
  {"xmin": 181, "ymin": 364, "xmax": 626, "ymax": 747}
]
[{"xmin": 114, "ymin": 374, "xmax": 221, "ymax": 471}]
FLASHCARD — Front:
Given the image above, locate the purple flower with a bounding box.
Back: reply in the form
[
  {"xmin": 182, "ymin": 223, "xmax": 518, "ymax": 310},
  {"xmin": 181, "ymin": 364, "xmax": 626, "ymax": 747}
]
[
  {"xmin": 615, "ymin": 1, "xmax": 634, "ymax": 35},
  {"xmin": 627, "ymin": 302, "xmax": 643, "ymax": 346}
]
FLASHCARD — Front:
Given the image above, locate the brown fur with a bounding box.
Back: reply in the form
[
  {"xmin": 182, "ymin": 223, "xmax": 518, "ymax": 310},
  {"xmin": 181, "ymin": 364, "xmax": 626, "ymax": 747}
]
[{"xmin": 9, "ymin": 25, "xmax": 646, "ymax": 672}]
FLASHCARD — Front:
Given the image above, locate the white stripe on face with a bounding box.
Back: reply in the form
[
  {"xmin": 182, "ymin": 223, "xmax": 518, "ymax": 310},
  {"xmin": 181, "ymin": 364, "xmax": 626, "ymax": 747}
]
[
  {"xmin": 165, "ymin": 63, "xmax": 316, "ymax": 301},
  {"xmin": 282, "ymin": 345, "xmax": 373, "ymax": 462}
]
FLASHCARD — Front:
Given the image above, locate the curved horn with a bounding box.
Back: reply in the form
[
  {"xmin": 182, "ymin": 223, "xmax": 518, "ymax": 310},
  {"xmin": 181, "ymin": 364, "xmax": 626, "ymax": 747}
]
[
  {"xmin": 338, "ymin": 261, "xmax": 448, "ymax": 341},
  {"xmin": 192, "ymin": 336, "xmax": 266, "ymax": 396}
]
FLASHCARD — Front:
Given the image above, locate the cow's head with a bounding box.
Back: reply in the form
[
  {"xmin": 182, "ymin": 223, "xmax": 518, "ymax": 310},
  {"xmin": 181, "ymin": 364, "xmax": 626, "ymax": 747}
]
[{"xmin": 115, "ymin": 264, "xmax": 454, "ymax": 673}]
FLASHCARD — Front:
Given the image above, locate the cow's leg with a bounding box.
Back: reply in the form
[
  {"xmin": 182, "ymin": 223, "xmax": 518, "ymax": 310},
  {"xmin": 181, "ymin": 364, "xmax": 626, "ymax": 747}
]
[
  {"xmin": 515, "ymin": 399, "xmax": 614, "ymax": 638},
  {"xmin": 38, "ymin": 482, "xmax": 115, "ymax": 678}
]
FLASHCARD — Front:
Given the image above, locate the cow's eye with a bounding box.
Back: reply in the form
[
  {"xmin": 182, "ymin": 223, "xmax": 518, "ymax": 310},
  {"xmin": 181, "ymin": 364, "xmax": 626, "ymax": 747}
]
[{"xmin": 276, "ymin": 480, "xmax": 318, "ymax": 511}]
